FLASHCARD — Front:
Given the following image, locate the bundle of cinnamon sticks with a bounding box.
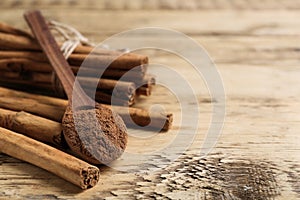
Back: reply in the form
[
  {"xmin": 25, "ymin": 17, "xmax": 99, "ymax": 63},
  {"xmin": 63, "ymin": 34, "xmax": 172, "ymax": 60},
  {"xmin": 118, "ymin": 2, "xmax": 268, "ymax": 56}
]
[
  {"xmin": 0, "ymin": 17, "xmax": 173, "ymax": 190},
  {"xmin": 0, "ymin": 22, "xmax": 155, "ymax": 106},
  {"xmin": 0, "ymin": 86, "xmax": 172, "ymax": 189},
  {"xmin": 0, "ymin": 21, "xmax": 172, "ymax": 129}
]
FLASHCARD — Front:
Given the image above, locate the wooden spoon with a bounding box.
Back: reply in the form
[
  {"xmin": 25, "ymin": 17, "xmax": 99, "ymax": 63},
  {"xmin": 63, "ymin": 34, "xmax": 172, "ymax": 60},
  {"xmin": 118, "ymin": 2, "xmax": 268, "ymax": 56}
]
[{"xmin": 24, "ymin": 10, "xmax": 128, "ymax": 165}]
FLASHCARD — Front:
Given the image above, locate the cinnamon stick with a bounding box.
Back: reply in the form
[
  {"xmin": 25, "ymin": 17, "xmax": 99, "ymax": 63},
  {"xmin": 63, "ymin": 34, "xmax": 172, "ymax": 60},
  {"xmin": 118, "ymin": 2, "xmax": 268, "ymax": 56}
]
[
  {"xmin": 0, "ymin": 86, "xmax": 67, "ymax": 107},
  {"xmin": 0, "ymin": 29, "xmax": 118, "ymax": 55},
  {"xmin": 0, "ymin": 48, "xmax": 148, "ymax": 71},
  {"xmin": 77, "ymin": 65, "xmax": 146, "ymax": 81},
  {"xmin": 0, "ymin": 108, "xmax": 63, "ymax": 146},
  {"xmin": 0, "ymin": 22, "xmax": 32, "ymax": 37},
  {"xmin": 85, "ymin": 89, "xmax": 135, "ymax": 107},
  {"xmin": 0, "ymin": 50, "xmax": 47, "ymax": 62},
  {"xmin": 136, "ymin": 86, "xmax": 151, "ymax": 96},
  {"xmin": 0, "ymin": 58, "xmax": 54, "ymax": 73},
  {"xmin": 0, "ymin": 88, "xmax": 172, "ymax": 131},
  {"xmin": 0, "ymin": 79, "xmax": 134, "ymax": 106},
  {"xmin": 0, "ymin": 70, "xmax": 51, "ymax": 83},
  {"xmin": 0, "ymin": 97, "xmax": 65, "ymax": 121},
  {"xmin": 78, "ymin": 76, "xmax": 136, "ymax": 98},
  {"xmin": 69, "ymin": 53, "xmax": 148, "ymax": 70},
  {"xmin": 0, "ymin": 70, "xmax": 136, "ymax": 98},
  {"xmin": 0, "ymin": 127, "xmax": 100, "ymax": 189},
  {"xmin": 140, "ymin": 74, "xmax": 156, "ymax": 86},
  {"xmin": 0, "ymin": 32, "xmax": 39, "ymax": 50},
  {"xmin": 0, "ymin": 24, "xmax": 149, "ymax": 71},
  {"xmin": 102, "ymin": 105, "xmax": 173, "ymax": 131},
  {"xmin": 0, "ymin": 57, "xmax": 146, "ymax": 83},
  {"xmin": 0, "ymin": 22, "xmax": 125, "ymax": 56}
]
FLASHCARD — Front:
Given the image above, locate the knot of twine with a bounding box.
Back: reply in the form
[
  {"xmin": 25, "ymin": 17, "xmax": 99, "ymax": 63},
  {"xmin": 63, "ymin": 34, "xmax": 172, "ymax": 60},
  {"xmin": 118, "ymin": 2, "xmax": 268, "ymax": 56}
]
[
  {"xmin": 48, "ymin": 20, "xmax": 95, "ymax": 96},
  {"xmin": 48, "ymin": 20, "xmax": 96, "ymax": 59},
  {"xmin": 48, "ymin": 20, "xmax": 130, "ymax": 59}
]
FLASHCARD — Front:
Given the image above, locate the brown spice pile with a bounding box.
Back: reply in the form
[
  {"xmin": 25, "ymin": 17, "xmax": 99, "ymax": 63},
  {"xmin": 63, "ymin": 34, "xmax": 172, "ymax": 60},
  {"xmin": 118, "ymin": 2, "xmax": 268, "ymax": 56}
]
[{"xmin": 63, "ymin": 104, "xmax": 128, "ymax": 165}]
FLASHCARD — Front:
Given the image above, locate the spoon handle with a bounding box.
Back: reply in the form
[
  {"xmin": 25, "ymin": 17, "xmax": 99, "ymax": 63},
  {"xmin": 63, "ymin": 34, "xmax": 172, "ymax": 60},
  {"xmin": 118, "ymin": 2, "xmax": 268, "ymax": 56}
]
[{"xmin": 24, "ymin": 10, "xmax": 93, "ymax": 106}]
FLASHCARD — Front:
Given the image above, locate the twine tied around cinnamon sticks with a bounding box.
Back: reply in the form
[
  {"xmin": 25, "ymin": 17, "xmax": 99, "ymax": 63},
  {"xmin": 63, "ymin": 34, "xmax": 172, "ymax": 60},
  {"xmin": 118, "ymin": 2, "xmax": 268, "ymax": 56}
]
[
  {"xmin": 0, "ymin": 29, "xmax": 152, "ymax": 105},
  {"xmin": 48, "ymin": 20, "xmax": 95, "ymax": 58}
]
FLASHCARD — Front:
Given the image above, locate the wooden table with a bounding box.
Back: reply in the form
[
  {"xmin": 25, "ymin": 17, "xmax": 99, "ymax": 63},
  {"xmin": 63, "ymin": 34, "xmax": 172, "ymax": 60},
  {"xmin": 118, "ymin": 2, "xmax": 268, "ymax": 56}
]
[{"xmin": 0, "ymin": 0, "xmax": 299, "ymax": 199}]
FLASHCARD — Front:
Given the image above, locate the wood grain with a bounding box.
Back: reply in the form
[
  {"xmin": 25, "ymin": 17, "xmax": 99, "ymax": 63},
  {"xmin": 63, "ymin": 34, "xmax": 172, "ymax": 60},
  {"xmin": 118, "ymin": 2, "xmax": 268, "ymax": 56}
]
[{"xmin": 0, "ymin": 0, "xmax": 299, "ymax": 199}]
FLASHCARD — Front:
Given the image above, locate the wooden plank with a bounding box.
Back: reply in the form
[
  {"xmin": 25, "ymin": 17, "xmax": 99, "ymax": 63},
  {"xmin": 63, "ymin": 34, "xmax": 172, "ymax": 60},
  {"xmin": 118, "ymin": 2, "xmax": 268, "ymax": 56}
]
[
  {"xmin": 1, "ymin": 63, "xmax": 299, "ymax": 199},
  {"xmin": 1, "ymin": 10, "xmax": 300, "ymax": 36},
  {"xmin": 0, "ymin": 3, "xmax": 299, "ymax": 199},
  {"xmin": 1, "ymin": 0, "xmax": 300, "ymax": 10},
  {"xmin": 98, "ymin": 35, "xmax": 300, "ymax": 67}
]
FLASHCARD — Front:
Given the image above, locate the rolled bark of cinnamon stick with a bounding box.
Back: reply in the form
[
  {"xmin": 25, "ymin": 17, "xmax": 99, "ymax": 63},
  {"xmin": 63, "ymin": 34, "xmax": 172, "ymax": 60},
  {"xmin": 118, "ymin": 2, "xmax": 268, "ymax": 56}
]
[
  {"xmin": 0, "ymin": 127, "xmax": 100, "ymax": 189},
  {"xmin": 79, "ymin": 76, "xmax": 136, "ymax": 99},
  {"xmin": 77, "ymin": 64, "xmax": 146, "ymax": 81},
  {"xmin": 69, "ymin": 53, "xmax": 148, "ymax": 71},
  {"xmin": 0, "ymin": 32, "xmax": 39, "ymax": 50},
  {"xmin": 0, "ymin": 108, "xmax": 63, "ymax": 146},
  {"xmin": 0, "ymin": 24, "xmax": 149, "ymax": 71},
  {"xmin": 135, "ymin": 75, "xmax": 156, "ymax": 96},
  {"xmin": 0, "ymin": 57, "xmax": 146, "ymax": 85},
  {"xmin": 0, "ymin": 45, "xmax": 148, "ymax": 71},
  {"xmin": 0, "ymin": 22, "xmax": 121, "ymax": 55},
  {"xmin": 0, "ymin": 57, "xmax": 154, "ymax": 98},
  {"xmin": 0, "ymin": 22, "xmax": 32, "ymax": 37},
  {"xmin": 0, "ymin": 30, "xmax": 118, "ymax": 55},
  {"xmin": 0, "ymin": 95, "xmax": 115, "ymax": 123},
  {"xmin": 140, "ymin": 74, "xmax": 156, "ymax": 86},
  {"xmin": 0, "ymin": 79, "xmax": 134, "ymax": 106},
  {"xmin": 0, "ymin": 69, "xmax": 136, "ymax": 99},
  {"xmin": 136, "ymin": 86, "xmax": 151, "ymax": 96},
  {"xmin": 0, "ymin": 87, "xmax": 172, "ymax": 131},
  {"xmin": 103, "ymin": 105, "xmax": 173, "ymax": 131},
  {"xmin": 0, "ymin": 70, "xmax": 51, "ymax": 83},
  {"xmin": 0, "ymin": 58, "xmax": 54, "ymax": 73},
  {"xmin": 85, "ymin": 89, "xmax": 135, "ymax": 107},
  {"xmin": 0, "ymin": 86, "xmax": 67, "ymax": 107},
  {"xmin": 0, "ymin": 97, "xmax": 65, "ymax": 121},
  {"xmin": 0, "ymin": 50, "xmax": 46, "ymax": 62}
]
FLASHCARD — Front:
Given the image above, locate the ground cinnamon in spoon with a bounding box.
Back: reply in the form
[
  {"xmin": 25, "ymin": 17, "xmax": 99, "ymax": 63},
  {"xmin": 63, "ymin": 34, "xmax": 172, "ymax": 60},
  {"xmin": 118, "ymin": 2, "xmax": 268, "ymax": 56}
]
[{"xmin": 63, "ymin": 104, "xmax": 128, "ymax": 165}]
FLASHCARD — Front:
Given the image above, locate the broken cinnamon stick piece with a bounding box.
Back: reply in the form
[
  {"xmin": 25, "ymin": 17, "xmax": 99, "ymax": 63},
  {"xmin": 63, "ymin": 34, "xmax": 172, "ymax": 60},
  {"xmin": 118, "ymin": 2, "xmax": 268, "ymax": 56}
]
[{"xmin": 0, "ymin": 127, "xmax": 100, "ymax": 189}]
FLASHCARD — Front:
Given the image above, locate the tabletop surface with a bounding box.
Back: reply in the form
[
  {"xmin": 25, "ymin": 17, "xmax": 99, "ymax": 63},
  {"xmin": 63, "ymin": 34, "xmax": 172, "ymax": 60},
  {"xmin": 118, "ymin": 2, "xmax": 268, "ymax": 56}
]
[{"xmin": 0, "ymin": 0, "xmax": 300, "ymax": 199}]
